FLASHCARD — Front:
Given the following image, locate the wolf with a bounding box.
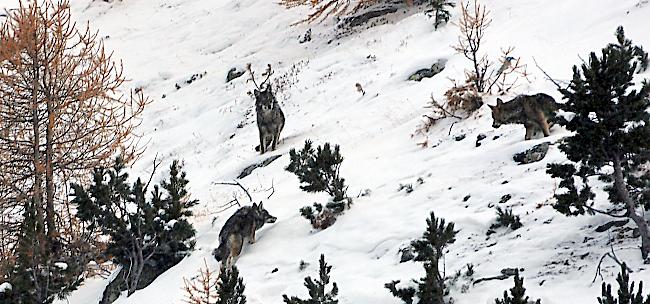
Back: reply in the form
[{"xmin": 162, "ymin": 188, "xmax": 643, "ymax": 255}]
[
  {"xmin": 489, "ymin": 93, "xmax": 559, "ymax": 140},
  {"xmin": 213, "ymin": 202, "xmax": 277, "ymax": 268},
  {"xmin": 254, "ymin": 86, "xmax": 285, "ymax": 154}
]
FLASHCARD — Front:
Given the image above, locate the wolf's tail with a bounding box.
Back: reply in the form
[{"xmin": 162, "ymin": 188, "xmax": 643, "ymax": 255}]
[{"xmin": 212, "ymin": 242, "xmax": 228, "ymax": 262}]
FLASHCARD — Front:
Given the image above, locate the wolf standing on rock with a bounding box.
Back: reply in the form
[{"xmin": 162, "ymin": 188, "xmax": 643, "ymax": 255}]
[
  {"xmin": 213, "ymin": 202, "xmax": 277, "ymax": 268},
  {"xmin": 248, "ymin": 64, "xmax": 285, "ymax": 154},
  {"xmin": 489, "ymin": 93, "xmax": 559, "ymax": 140}
]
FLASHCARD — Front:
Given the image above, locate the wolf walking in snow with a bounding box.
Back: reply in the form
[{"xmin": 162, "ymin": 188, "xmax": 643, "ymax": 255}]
[
  {"xmin": 247, "ymin": 64, "xmax": 285, "ymax": 154},
  {"xmin": 488, "ymin": 93, "xmax": 559, "ymax": 140},
  {"xmin": 213, "ymin": 202, "xmax": 277, "ymax": 268}
]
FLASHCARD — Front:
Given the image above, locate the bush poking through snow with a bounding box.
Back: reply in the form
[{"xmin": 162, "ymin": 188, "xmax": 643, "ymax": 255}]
[
  {"xmin": 491, "ymin": 206, "xmax": 522, "ymax": 230},
  {"xmin": 73, "ymin": 158, "xmax": 197, "ymax": 296},
  {"xmin": 287, "ymin": 140, "xmax": 351, "ymax": 229},
  {"xmin": 546, "ymin": 26, "xmax": 650, "ymax": 261},
  {"xmin": 598, "ymin": 263, "xmax": 650, "ymax": 304},
  {"xmin": 494, "ymin": 270, "xmax": 540, "ymax": 304},
  {"xmin": 283, "ymin": 254, "xmax": 339, "ymax": 304},
  {"xmin": 386, "ymin": 212, "xmax": 457, "ymax": 304},
  {"xmin": 300, "ymin": 203, "xmax": 339, "ymax": 230}
]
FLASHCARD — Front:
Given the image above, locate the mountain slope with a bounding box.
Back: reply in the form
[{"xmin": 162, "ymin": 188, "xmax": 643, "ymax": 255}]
[{"xmin": 57, "ymin": 0, "xmax": 650, "ymax": 303}]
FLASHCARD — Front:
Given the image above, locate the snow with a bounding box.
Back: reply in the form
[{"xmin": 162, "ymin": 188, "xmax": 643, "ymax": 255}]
[
  {"xmin": 46, "ymin": 0, "xmax": 650, "ymax": 303},
  {"xmin": 55, "ymin": 262, "xmax": 69, "ymax": 271},
  {"xmin": 0, "ymin": 282, "xmax": 11, "ymax": 293}
]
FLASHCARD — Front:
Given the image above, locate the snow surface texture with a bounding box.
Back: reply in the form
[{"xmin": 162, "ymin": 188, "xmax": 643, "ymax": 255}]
[{"xmin": 46, "ymin": 0, "xmax": 650, "ymax": 303}]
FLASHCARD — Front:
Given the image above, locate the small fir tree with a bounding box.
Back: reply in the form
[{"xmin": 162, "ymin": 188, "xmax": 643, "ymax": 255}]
[
  {"xmin": 283, "ymin": 254, "xmax": 339, "ymax": 304},
  {"xmin": 182, "ymin": 262, "xmax": 247, "ymax": 304},
  {"xmin": 598, "ymin": 263, "xmax": 650, "ymax": 304},
  {"xmin": 216, "ymin": 265, "xmax": 247, "ymax": 304},
  {"xmin": 72, "ymin": 158, "xmax": 197, "ymax": 295},
  {"xmin": 286, "ymin": 140, "xmax": 347, "ymax": 202},
  {"xmin": 490, "ymin": 207, "xmax": 523, "ymax": 230},
  {"xmin": 495, "ymin": 270, "xmax": 540, "ymax": 304},
  {"xmin": 386, "ymin": 212, "xmax": 457, "ymax": 304},
  {"xmin": 427, "ymin": 0, "xmax": 455, "ymax": 29},
  {"xmin": 547, "ymin": 26, "xmax": 650, "ymax": 260},
  {"xmin": 287, "ymin": 140, "xmax": 349, "ymax": 229}
]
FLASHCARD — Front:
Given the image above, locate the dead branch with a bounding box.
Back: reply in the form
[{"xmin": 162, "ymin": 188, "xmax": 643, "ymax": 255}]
[
  {"xmin": 532, "ymin": 57, "xmax": 565, "ymax": 90},
  {"xmin": 246, "ymin": 63, "xmax": 274, "ymax": 90},
  {"xmin": 265, "ymin": 179, "xmax": 275, "ymax": 200},
  {"xmin": 592, "ymin": 235, "xmax": 633, "ymax": 284}
]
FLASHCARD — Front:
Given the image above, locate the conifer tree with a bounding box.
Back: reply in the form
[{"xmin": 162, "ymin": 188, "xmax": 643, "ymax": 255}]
[
  {"xmin": 283, "ymin": 254, "xmax": 339, "ymax": 304},
  {"xmin": 495, "ymin": 270, "xmax": 540, "ymax": 304},
  {"xmin": 547, "ymin": 26, "xmax": 650, "ymax": 260},
  {"xmin": 286, "ymin": 140, "xmax": 347, "ymax": 202},
  {"xmin": 287, "ymin": 140, "xmax": 349, "ymax": 229},
  {"xmin": 428, "ymin": 0, "xmax": 455, "ymax": 29},
  {"xmin": 386, "ymin": 212, "xmax": 457, "ymax": 304},
  {"xmin": 72, "ymin": 158, "xmax": 197, "ymax": 296},
  {"xmin": 598, "ymin": 263, "xmax": 650, "ymax": 304},
  {"xmin": 216, "ymin": 265, "xmax": 247, "ymax": 304}
]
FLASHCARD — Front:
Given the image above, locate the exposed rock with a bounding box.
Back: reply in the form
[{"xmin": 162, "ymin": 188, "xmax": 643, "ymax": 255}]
[
  {"xmin": 399, "ymin": 246, "xmax": 415, "ymax": 263},
  {"xmin": 226, "ymin": 67, "xmax": 245, "ymax": 83},
  {"xmin": 595, "ymin": 219, "xmax": 629, "ymax": 232},
  {"xmin": 475, "ymin": 133, "xmax": 487, "ymax": 147},
  {"xmin": 408, "ymin": 59, "xmax": 447, "ymax": 81},
  {"xmin": 340, "ymin": 7, "xmax": 398, "ymax": 28},
  {"xmin": 101, "ymin": 261, "xmax": 175, "ymax": 304},
  {"xmin": 513, "ymin": 142, "xmax": 550, "ymax": 164},
  {"xmin": 237, "ymin": 155, "xmax": 282, "ymax": 179}
]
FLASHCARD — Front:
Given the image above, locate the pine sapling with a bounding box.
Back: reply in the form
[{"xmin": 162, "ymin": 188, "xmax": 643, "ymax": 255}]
[
  {"xmin": 386, "ymin": 212, "xmax": 457, "ymax": 304},
  {"xmin": 427, "ymin": 0, "xmax": 455, "ymax": 29},
  {"xmin": 491, "ymin": 206, "xmax": 523, "ymax": 230},
  {"xmin": 287, "ymin": 140, "xmax": 350, "ymax": 229},
  {"xmin": 283, "ymin": 254, "xmax": 339, "ymax": 304},
  {"xmin": 495, "ymin": 270, "xmax": 540, "ymax": 304},
  {"xmin": 216, "ymin": 265, "xmax": 247, "ymax": 304},
  {"xmin": 546, "ymin": 26, "xmax": 650, "ymax": 260},
  {"xmin": 598, "ymin": 263, "xmax": 650, "ymax": 304}
]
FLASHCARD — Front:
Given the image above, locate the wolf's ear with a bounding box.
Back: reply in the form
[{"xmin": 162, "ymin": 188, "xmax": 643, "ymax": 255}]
[
  {"xmin": 488, "ymin": 104, "xmax": 495, "ymax": 110},
  {"xmin": 496, "ymin": 98, "xmax": 503, "ymax": 106},
  {"xmin": 254, "ymin": 89, "xmax": 260, "ymax": 98},
  {"xmin": 252, "ymin": 202, "xmax": 258, "ymax": 209},
  {"xmin": 258, "ymin": 201, "xmax": 264, "ymax": 210}
]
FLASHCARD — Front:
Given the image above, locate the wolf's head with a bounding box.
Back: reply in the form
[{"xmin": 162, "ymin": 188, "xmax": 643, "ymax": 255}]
[
  {"xmin": 252, "ymin": 202, "xmax": 277, "ymax": 229},
  {"xmin": 254, "ymin": 86, "xmax": 276, "ymax": 114},
  {"xmin": 488, "ymin": 98, "xmax": 505, "ymax": 128}
]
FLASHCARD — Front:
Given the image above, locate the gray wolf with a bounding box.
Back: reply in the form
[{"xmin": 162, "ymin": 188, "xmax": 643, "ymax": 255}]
[
  {"xmin": 254, "ymin": 86, "xmax": 285, "ymax": 154},
  {"xmin": 489, "ymin": 93, "xmax": 559, "ymax": 140},
  {"xmin": 213, "ymin": 202, "xmax": 277, "ymax": 268}
]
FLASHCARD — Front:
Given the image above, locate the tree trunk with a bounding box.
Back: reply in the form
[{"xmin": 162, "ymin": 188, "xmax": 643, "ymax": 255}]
[
  {"xmin": 45, "ymin": 95, "xmax": 56, "ymax": 242},
  {"xmin": 613, "ymin": 157, "xmax": 650, "ymax": 261}
]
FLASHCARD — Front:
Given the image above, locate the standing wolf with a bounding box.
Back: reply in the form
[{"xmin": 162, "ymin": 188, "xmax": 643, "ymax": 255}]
[
  {"xmin": 247, "ymin": 64, "xmax": 285, "ymax": 154},
  {"xmin": 213, "ymin": 202, "xmax": 277, "ymax": 268},
  {"xmin": 255, "ymin": 86, "xmax": 285, "ymax": 153},
  {"xmin": 489, "ymin": 93, "xmax": 559, "ymax": 140}
]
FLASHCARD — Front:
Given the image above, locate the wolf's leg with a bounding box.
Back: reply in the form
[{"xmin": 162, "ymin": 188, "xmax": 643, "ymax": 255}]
[
  {"xmin": 524, "ymin": 124, "xmax": 533, "ymax": 140},
  {"xmin": 271, "ymin": 128, "xmax": 280, "ymax": 151},
  {"xmin": 539, "ymin": 117, "xmax": 551, "ymax": 137},
  {"xmin": 259, "ymin": 131, "xmax": 266, "ymax": 154},
  {"xmin": 249, "ymin": 224, "xmax": 256, "ymax": 244}
]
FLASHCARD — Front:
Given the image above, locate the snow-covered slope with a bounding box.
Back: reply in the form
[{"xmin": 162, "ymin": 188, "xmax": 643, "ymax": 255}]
[{"xmin": 57, "ymin": 0, "xmax": 650, "ymax": 303}]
